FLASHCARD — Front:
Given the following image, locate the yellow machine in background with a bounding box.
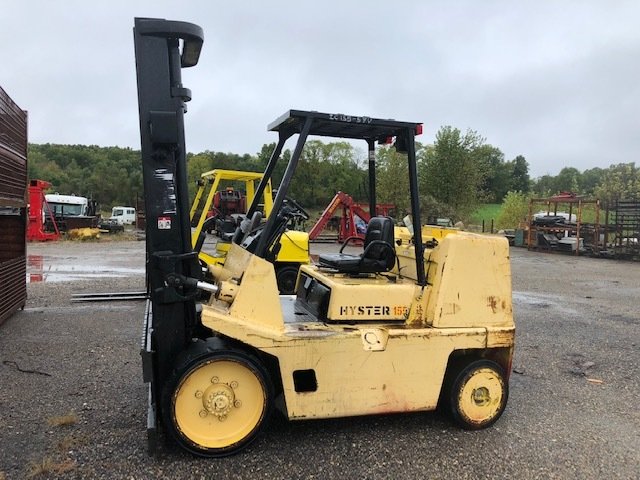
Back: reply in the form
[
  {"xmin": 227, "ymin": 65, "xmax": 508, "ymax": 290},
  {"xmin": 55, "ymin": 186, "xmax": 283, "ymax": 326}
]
[
  {"xmin": 190, "ymin": 169, "xmax": 309, "ymax": 294},
  {"xmin": 394, "ymin": 224, "xmax": 458, "ymax": 247}
]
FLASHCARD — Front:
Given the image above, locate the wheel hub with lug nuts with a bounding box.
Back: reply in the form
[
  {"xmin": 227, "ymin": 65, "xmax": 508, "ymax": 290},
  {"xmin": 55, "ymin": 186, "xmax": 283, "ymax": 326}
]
[
  {"xmin": 198, "ymin": 381, "xmax": 240, "ymax": 420},
  {"xmin": 472, "ymin": 386, "xmax": 490, "ymax": 406}
]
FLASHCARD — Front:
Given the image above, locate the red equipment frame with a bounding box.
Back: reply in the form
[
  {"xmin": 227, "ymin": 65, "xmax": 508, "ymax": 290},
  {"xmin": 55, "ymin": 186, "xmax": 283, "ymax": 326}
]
[
  {"xmin": 309, "ymin": 191, "xmax": 395, "ymax": 242},
  {"xmin": 26, "ymin": 179, "xmax": 60, "ymax": 242}
]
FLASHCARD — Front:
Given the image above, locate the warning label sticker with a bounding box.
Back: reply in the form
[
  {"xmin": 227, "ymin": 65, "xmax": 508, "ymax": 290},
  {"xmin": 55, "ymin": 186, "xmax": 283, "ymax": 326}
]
[{"xmin": 158, "ymin": 216, "xmax": 172, "ymax": 230}]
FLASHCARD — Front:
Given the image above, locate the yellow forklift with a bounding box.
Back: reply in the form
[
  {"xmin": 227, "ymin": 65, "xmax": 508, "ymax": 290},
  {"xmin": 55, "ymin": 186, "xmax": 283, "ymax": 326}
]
[
  {"xmin": 190, "ymin": 169, "xmax": 310, "ymax": 294},
  {"xmin": 134, "ymin": 18, "xmax": 514, "ymax": 458}
]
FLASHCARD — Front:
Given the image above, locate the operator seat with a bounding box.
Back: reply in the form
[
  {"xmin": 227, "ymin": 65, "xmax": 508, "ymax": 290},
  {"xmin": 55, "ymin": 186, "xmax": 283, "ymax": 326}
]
[{"xmin": 318, "ymin": 216, "xmax": 396, "ymax": 274}]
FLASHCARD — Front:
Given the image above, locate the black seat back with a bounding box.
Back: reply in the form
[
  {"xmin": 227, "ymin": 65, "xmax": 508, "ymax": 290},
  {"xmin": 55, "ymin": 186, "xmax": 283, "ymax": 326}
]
[
  {"xmin": 361, "ymin": 217, "xmax": 395, "ymax": 271},
  {"xmin": 364, "ymin": 217, "xmax": 393, "ymax": 257}
]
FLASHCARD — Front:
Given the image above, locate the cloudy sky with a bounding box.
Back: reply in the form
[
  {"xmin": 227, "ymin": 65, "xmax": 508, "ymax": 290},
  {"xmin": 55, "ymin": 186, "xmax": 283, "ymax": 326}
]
[{"xmin": 2, "ymin": 1, "xmax": 639, "ymax": 177}]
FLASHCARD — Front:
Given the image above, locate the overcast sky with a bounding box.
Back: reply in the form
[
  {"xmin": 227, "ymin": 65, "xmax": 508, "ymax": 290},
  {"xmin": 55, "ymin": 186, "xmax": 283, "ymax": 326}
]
[{"xmin": 2, "ymin": 1, "xmax": 639, "ymax": 177}]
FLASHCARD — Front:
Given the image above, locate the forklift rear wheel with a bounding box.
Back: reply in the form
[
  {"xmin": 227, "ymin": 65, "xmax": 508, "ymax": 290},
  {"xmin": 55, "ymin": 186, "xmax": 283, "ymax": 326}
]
[
  {"xmin": 449, "ymin": 359, "xmax": 507, "ymax": 430},
  {"xmin": 162, "ymin": 342, "xmax": 273, "ymax": 457},
  {"xmin": 276, "ymin": 265, "xmax": 299, "ymax": 295}
]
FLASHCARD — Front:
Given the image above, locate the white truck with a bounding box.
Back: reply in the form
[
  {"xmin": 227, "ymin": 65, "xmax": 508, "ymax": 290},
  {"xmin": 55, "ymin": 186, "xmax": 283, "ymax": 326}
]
[
  {"xmin": 45, "ymin": 194, "xmax": 90, "ymax": 217},
  {"xmin": 44, "ymin": 193, "xmax": 98, "ymax": 231},
  {"xmin": 110, "ymin": 206, "xmax": 136, "ymax": 225}
]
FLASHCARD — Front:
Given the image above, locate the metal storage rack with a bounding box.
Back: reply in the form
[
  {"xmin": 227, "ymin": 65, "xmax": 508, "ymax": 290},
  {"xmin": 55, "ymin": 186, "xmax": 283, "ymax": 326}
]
[
  {"xmin": 0, "ymin": 86, "xmax": 28, "ymax": 325},
  {"xmin": 608, "ymin": 199, "xmax": 640, "ymax": 259},
  {"xmin": 527, "ymin": 194, "xmax": 601, "ymax": 256}
]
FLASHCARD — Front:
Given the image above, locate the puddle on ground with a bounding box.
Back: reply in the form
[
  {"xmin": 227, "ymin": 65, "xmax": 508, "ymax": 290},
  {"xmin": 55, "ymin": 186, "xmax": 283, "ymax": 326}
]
[
  {"xmin": 26, "ymin": 254, "xmax": 144, "ymax": 283},
  {"xmin": 512, "ymin": 291, "xmax": 557, "ymax": 307},
  {"xmin": 512, "ymin": 291, "xmax": 578, "ymax": 315}
]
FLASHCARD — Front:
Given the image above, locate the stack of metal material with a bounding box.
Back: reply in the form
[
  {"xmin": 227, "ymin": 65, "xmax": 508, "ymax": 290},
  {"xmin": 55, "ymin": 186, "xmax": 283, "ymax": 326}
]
[{"xmin": 0, "ymin": 86, "xmax": 28, "ymax": 325}]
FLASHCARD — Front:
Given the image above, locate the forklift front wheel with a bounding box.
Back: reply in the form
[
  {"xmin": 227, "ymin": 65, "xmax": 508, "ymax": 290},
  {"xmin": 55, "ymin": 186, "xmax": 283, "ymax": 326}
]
[
  {"xmin": 449, "ymin": 359, "xmax": 508, "ymax": 430},
  {"xmin": 162, "ymin": 343, "xmax": 273, "ymax": 457},
  {"xmin": 276, "ymin": 265, "xmax": 299, "ymax": 295}
]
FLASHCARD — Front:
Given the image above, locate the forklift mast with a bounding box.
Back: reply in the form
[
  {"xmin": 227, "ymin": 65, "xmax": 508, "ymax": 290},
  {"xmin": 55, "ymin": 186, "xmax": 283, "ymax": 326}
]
[{"xmin": 133, "ymin": 18, "xmax": 204, "ymax": 413}]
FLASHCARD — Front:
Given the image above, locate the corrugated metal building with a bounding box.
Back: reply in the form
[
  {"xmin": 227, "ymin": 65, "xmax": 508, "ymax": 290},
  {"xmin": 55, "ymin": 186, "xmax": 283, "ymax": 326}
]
[{"xmin": 0, "ymin": 86, "xmax": 28, "ymax": 325}]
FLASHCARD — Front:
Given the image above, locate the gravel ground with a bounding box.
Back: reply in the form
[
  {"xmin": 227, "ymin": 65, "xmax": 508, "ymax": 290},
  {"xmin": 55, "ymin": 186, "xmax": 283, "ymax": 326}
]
[{"xmin": 1, "ymin": 240, "xmax": 639, "ymax": 479}]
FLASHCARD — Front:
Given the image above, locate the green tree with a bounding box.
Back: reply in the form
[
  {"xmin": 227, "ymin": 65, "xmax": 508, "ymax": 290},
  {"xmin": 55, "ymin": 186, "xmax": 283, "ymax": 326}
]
[
  {"xmin": 531, "ymin": 174, "xmax": 556, "ymax": 197},
  {"xmin": 594, "ymin": 163, "xmax": 640, "ymax": 205},
  {"xmin": 554, "ymin": 167, "xmax": 581, "ymax": 194},
  {"xmin": 419, "ymin": 126, "xmax": 486, "ymax": 221},
  {"xmin": 289, "ymin": 140, "xmax": 364, "ymax": 207},
  {"xmin": 496, "ymin": 191, "xmax": 530, "ymax": 229},
  {"xmin": 28, "ymin": 144, "xmax": 143, "ymax": 209},
  {"xmin": 255, "ymin": 143, "xmax": 289, "ymax": 188},
  {"xmin": 511, "ymin": 155, "xmax": 530, "ymax": 193},
  {"xmin": 290, "ymin": 140, "xmax": 323, "ymax": 205},
  {"xmin": 186, "ymin": 152, "xmax": 215, "ymax": 200},
  {"xmin": 376, "ymin": 145, "xmax": 410, "ymax": 215},
  {"xmin": 579, "ymin": 167, "xmax": 603, "ymax": 196},
  {"xmin": 475, "ymin": 145, "xmax": 510, "ymax": 202}
]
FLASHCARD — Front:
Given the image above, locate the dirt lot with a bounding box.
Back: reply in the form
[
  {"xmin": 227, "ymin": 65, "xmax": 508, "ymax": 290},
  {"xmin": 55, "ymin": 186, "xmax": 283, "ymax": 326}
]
[{"xmin": 1, "ymin": 239, "xmax": 639, "ymax": 479}]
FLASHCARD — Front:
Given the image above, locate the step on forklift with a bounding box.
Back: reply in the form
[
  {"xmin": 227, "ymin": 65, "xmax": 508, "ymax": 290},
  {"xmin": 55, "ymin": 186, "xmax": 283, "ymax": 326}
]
[{"xmin": 134, "ymin": 18, "xmax": 515, "ymax": 458}]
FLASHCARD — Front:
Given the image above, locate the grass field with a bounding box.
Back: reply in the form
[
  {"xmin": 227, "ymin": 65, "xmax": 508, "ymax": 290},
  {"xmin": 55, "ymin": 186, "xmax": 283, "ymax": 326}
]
[{"xmin": 470, "ymin": 203, "xmax": 502, "ymax": 225}]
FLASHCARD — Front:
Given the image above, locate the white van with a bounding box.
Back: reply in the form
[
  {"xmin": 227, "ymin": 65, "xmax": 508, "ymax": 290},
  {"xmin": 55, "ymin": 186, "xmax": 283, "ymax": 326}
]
[{"xmin": 110, "ymin": 206, "xmax": 136, "ymax": 225}]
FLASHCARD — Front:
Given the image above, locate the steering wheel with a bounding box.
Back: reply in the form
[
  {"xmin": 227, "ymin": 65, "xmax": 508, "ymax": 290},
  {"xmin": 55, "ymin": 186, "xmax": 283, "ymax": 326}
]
[{"xmin": 284, "ymin": 196, "xmax": 309, "ymax": 220}]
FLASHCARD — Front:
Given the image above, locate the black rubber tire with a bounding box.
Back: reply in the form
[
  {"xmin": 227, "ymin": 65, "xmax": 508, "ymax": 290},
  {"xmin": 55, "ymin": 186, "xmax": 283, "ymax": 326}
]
[
  {"xmin": 448, "ymin": 359, "xmax": 508, "ymax": 430},
  {"xmin": 275, "ymin": 265, "xmax": 299, "ymax": 295},
  {"xmin": 161, "ymin": 338, "xmax": 273, "ymax": 457}
]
